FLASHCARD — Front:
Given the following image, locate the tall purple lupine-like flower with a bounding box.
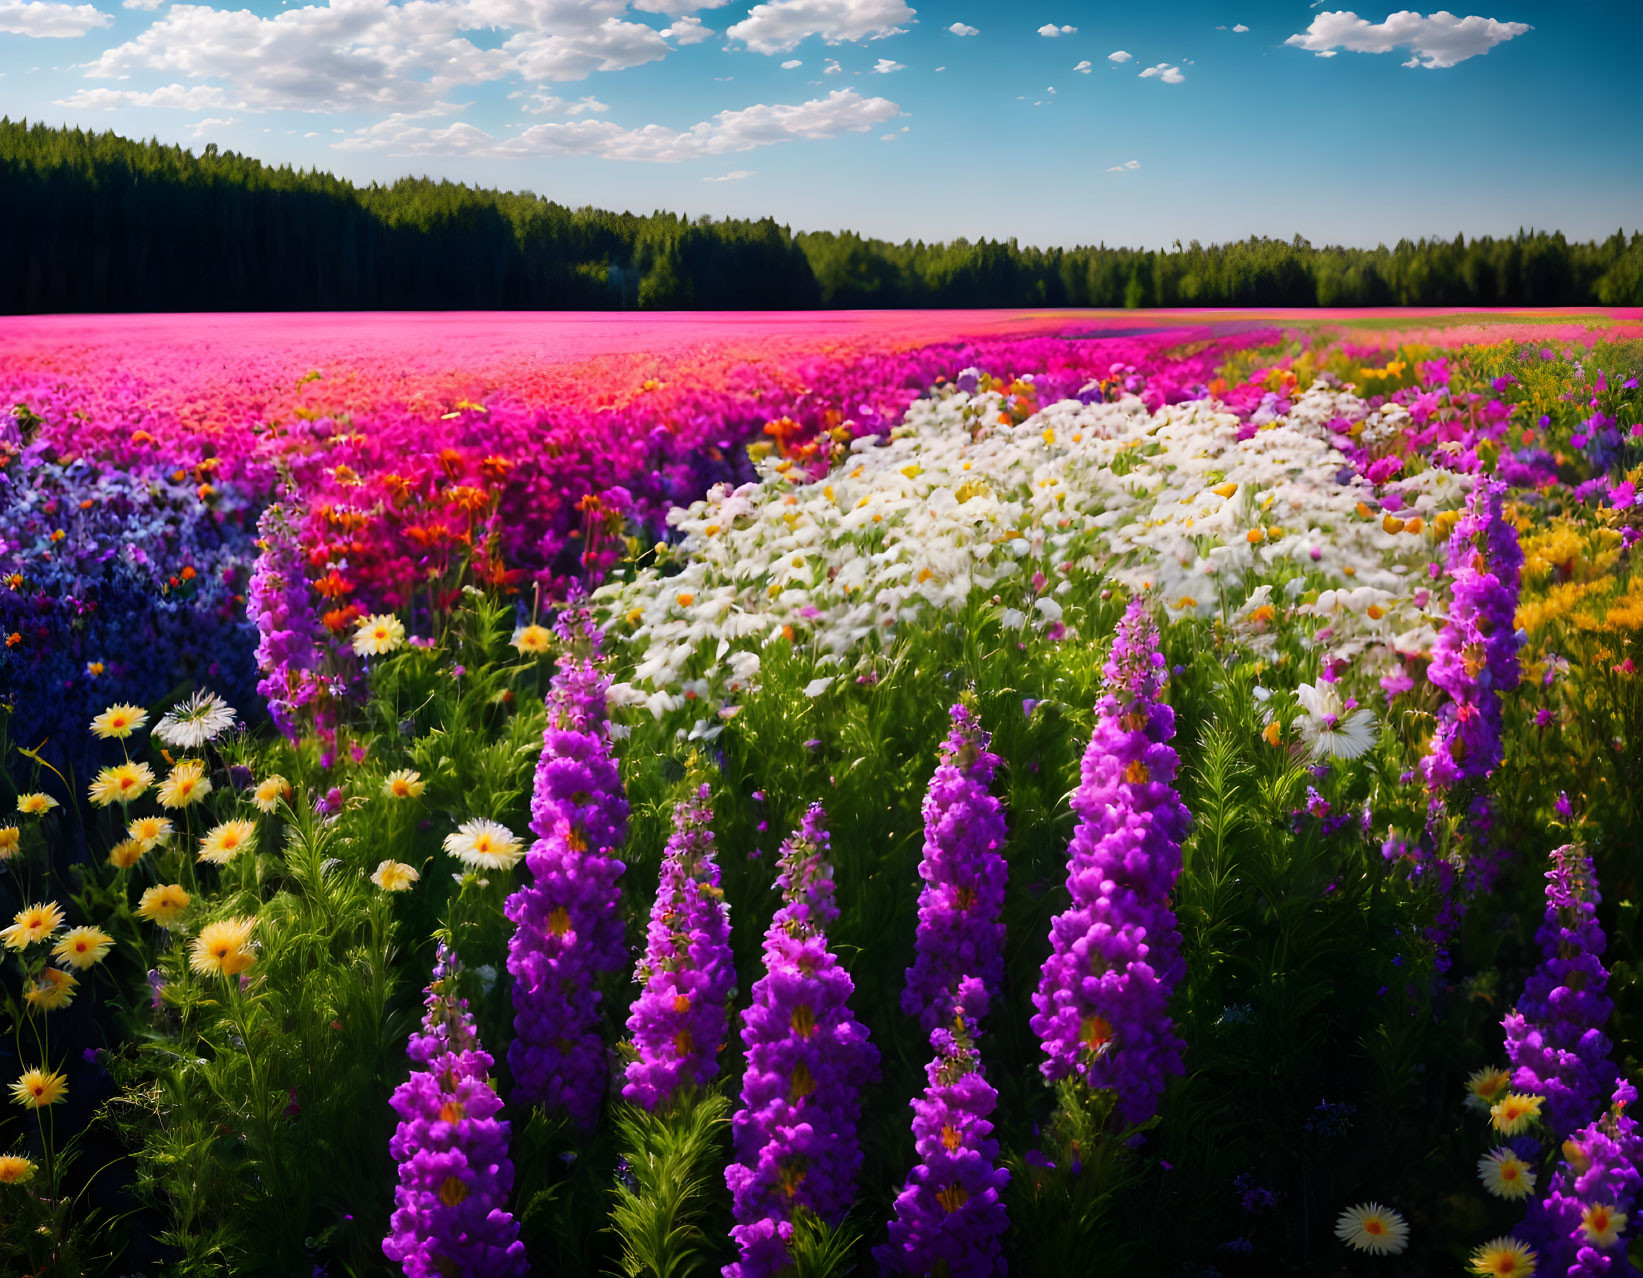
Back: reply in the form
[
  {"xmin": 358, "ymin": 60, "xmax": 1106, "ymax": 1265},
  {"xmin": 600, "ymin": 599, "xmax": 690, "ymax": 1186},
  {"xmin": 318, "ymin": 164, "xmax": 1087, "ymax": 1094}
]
[
  {"xmin": 725, "ymin": 805, "xmax": 880, "ymax": 1278},
  {"xmin": 1030, "ymin": 596, "xmax": 1192, "ymax": 1127},
  {"xmin": 623, "ymin": 783, "xmax": 735, "ymax": 1110},
  {"xmin": 1518, "ymin": 1079, "xmax": 1641, "ymax": 1276},
  {"xmin": 384, "ymin": 945, "xmax": 529, "ymax": 1278},
  {"xmin": 505, "ymin": 608, "xmax": 629, "ymax": 1126},
  {"xmin": 1502, "ymin": 844, "xmax": 1618, "ymax": 1143},
  {"xmin": 902, "ymin": 704, "xmax": 1009, "ymax": 1037},
  {"xmin": 876, "ymin": 978, "xmax": 1010, "ymax": 1278},
  {"xmin": 246, "ymin": 502, "xmax": 322, "ymax": 739},
  {"xmin": 1422, "ymin": 477, "xmax": 1524, "ymax": 791}
]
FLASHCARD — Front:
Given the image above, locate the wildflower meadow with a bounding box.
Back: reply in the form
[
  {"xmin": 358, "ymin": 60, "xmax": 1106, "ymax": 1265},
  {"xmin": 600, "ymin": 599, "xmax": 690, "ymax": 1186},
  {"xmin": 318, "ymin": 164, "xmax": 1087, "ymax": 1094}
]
[{"xmin": 2, "ymin": 311, "xmax": 1641, "ymax": 1277}]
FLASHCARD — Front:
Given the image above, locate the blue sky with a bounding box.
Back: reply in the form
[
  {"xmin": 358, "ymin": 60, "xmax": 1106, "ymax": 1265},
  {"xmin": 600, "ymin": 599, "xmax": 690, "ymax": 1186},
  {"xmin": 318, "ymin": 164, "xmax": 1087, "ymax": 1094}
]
[{"xmin": 3, "ymin": 0, "xmax": 1639, "ymax": 248}]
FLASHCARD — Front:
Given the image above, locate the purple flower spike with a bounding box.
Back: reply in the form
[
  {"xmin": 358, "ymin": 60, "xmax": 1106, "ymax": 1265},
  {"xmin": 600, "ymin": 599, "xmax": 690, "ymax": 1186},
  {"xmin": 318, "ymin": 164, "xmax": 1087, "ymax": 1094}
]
[
  {"xmin": 383, "ymin": 945, "xmax": 529, "ymax": 1278},
  {"xmin": 247, "ymin": 503, "xmax": 322, "ymax": 740},
  {"xmin": 623, "ymin": 783, "xmax": 735, "ymax": 1110},
  {"xmin": 725, "ymin": 805, "xmax": 880, "ymax": 1278},
  {"xmin": 505, "ymin": 608, "xmax": 629, "ymax": 1126},
  {"xmin": 1519, "ymin": 1079, "xmax": 1642, "ymax": 1276},
  {"xmin": 875, "ymin": 987, "xmax": 1010, "ymax": 1277},
  {"xmin": 1030, "ymin": 595, "xmax": 1192, "ymax": 1126},
  {"xmin": 902, "ymin": 703, "xmax": 1009, "ymax": 1037}
]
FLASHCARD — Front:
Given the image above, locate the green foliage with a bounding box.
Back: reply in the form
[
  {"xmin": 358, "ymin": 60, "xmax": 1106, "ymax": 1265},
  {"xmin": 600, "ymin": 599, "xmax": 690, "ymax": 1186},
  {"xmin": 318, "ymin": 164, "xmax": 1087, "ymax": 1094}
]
[{"xmin": 607, "ymin": 1091, "xmax": 732, "ymax": 1278}]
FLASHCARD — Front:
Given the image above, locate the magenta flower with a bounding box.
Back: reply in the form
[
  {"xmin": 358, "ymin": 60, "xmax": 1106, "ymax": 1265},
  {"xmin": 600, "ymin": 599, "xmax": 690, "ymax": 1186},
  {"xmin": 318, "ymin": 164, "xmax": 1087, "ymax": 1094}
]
[
  {"xmin": 1519, "ymin": 1079, "xmax": 1641, "ymax": 1276},
  {"xmin": 246, "ymin": 502, "xmax": 322, "ymax": 739}
]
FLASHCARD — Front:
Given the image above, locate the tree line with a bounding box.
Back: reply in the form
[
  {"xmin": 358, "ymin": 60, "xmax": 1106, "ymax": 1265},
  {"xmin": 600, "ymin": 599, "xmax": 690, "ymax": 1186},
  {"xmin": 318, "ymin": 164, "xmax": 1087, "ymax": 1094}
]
[{"xmin": 3, "ymin": 118, "xmax": 1640, "ymax": 312}]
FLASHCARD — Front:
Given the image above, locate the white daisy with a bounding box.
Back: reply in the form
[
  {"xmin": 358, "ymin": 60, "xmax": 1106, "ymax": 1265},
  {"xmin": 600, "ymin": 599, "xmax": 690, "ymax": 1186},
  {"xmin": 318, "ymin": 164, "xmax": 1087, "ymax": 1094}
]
[
  {"xmin": 1294, "ymin": 682, "xmax": 1378, "ymax": 760},
  {"xmin": 442, "ymin": 820, "xmax": 523, "ymax": 872},
  {"xmin": 154, "ymin": 691, "xmax": 238, "ymax": 750}
]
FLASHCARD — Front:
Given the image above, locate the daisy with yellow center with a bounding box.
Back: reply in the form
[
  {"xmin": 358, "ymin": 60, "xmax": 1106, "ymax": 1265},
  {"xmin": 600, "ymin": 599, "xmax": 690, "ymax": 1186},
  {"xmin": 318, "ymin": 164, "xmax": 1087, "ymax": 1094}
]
[
  {"xmin": 22, "ymin": 967, "xmax": 77, "ymax": 1012},
  {"xmin": 88, "ymin": 761, "xmax": 155, "ymax": 807},
  {"xmin": 53, "ymin": 926, "xmax": 115, "ymax": 971},
  {"xmin": 1477, "ymin": 1148, "xmax": 1537, "ymax": 1199},
  {"xmin": 1580, "ymin": 1204, "xmax": 1626, "ymax": 1249},
  {"xmin": 371, "ymin": 860, "xmax": 421, "ymax": 892},
  {"xmin": 0, "ymin": 826, "xmax": 18, "ymax": 859},
  {"xmin": 0, "ymin": 1154, "xmax": 37, "ymax": 1184},
  {"xmin": 1468, "ymin": 1237, "xmax": 1537, "ymax": 1276},
  {"xmin": 1, "ymin": 901, "xmax": 66, "ymax": 950},
  {"xmin": 251, "ymin": 775, "xmax": 291, "ymax": 814},
  {"xmin": 157, "ymin": 759, "xmax": 213, "ymax": 809},
  {"xmin": 1334, "ymin": 1202, "xmax": 1410, "ymax": 1255},
  {"xmin": 17, "ymin": 793, "xmax": 57, "ymax": 816},
  {"xmin": 512, "ymin": 623, "xmax": 553, "ymax": 655},
  {"xmin": 128, "ymin": 815, "xmax": 175, "ymax": 850},
  {"xmin": 108, "ymin": 838, "xmax": 147, "ymax": 869},
  {"xmin": 443, "ymin": 819, "xmax": 523, "ymax": 871},
  {"xmin": 353, "ymin": 613, "xmax": 406, "ymax": 657},
  {"xmin": 136, "ymin": 884, "xmax": 191, "ymax": 927},
  {"xmin": 383, "ymin": 769, "xmax": 426, "ymax": 800},
  {"xmin": 198, "ymin": 820, "xmax": 257, "ymax": 865},
  {"xmin": 10, "ymin": 1068, "xmax": 68, "ymax": 1109},
  {"xmin": 189, "ymin": 916, "xmax": 257, "ymax": 977},
  {"xmin": 1465, "ymin": 1065, "xmax": 1514, "ymax": 1111},
  {"xmin": 1491, "ymin": 1092, "xmax": 1545, "ymax": 1136},
  {"xmin": 90, "ymin": 703, "xmax": 148, "ymax": 739}
]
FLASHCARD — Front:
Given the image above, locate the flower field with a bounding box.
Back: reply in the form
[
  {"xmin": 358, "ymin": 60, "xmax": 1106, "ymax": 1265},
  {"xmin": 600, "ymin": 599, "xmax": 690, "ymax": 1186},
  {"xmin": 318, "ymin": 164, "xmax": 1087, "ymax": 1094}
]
[{"xmin": 2, "ymin": 311, "xmax": 1641, "ymax": 1276}]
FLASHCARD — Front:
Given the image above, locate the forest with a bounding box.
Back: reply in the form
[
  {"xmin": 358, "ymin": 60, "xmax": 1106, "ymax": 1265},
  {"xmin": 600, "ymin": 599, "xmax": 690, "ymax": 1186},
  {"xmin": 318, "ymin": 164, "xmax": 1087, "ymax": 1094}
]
[{"xmin": 4, "ymin": 118, "xmax": 1641, "ymax": 312}]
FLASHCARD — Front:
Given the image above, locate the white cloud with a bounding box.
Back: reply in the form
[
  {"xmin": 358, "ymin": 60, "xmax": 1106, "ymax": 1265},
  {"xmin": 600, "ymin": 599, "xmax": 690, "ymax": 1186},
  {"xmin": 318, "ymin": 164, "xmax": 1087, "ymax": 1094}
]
[
  {"xmin": 702, "ymin": 168, "xmax": 753, "ymax": 180},
  {"xmin": 0, "ymin": 0, "xmax": 112, "ymax": 38},
  {"xmin": 947, "ymin": 21, "xmax": 976, "ymax": 36},
  {"xmin": 870, "ymin": 56, "xmax": 902, "ymax": 72},
  {"xmin": 1036, "ymin": 22, "xmax": 1075, "ymax": 37},
  {"xmin": 632, "ymin": 0, "xmax": 728, "ymax": 13},
  {"xmin": 660, "ymin": 14, "xmax": 712, "ymax": 43},
  {"xmin": 338, "ymin": 87, "xmax": 902, "ymax": 161},
  {"xmin": 822, "ymin": 56, "xmax": 842, "ymax": 73},
  {"xmin": 1107, "ymin": 49, "xmax": 1131, "ymax": 62},
  {"xmin": 121, "ymin": 0, "xmax": 166, "ymax": 9},
  {"xmin": 1284, "ymin": 9, "xmax": 1531, "ymax": 68},
  {"xmin": 56, "ymin": 82, "xmax": 237, "ymax": 109},
  {"xmin": 1233, "ymin": 22, "xmax": 1249, "ymax": 32},
  {"xmin": 1106, "ymin": 158, "xmax": 1140, "ymax": 171},
  {"xmin": 780, "ymin": 57, "xmax": 802, "ymax": 67},
  {"xmin": 726, "ymin": 0, "xmax": 913, "ymax": 55},
  {"xmin": 1073, "ymin": 58, "xmax": 1091, "ymax": 72},
  {"xmin": 1139, "ymin": 62, "xmax": 1185, "ymax": 82},
  {"xmin": 565, "ymin": 94, "xmax": 610, "ymax": 114}
]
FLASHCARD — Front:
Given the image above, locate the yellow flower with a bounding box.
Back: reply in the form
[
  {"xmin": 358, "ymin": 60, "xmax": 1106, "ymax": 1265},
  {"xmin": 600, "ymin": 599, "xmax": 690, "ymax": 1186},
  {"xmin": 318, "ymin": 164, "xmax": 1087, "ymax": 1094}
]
[
  {"xmin": 0, "ymin": 1154, "xmax": 37, "ymax": 1184},
  {"xmin": 1468, "ymin": 1236, "xmax": 1537, "ymax": 1276},
  {"xmin": 1333, "ymin": 1202, "xmax": 1409, "ymax": 1255},
  {"xmin": 189, "ymin": 916, "xmax": 257, "ymax": 977},
  {"xmin": 1478, "ymin": 1148, "xmax": 1537, "ymax": 1199},
  {"xmin": 512, "ymin": 624, "xmax": 553, "ymax": 655},
  {"xmin": 127, "ymin": 815, "xmax": 175, "ymax": 850},
  {"xmin": 383, "ymin": 769, "xmax": 426, "ymax": 801},
  {"xmin": 1262, "ymin": 721, "xmax": 1283, "ymax": 747},
  {"xmin": 1491, "ymin": 1092, "xmax": 1545, "ymax": 1136},
  {"xmin": 198, "ymin": 820, "xmax": 257, "ymax": 865},
  {"xmin": 16, "ymin": 793, "xmax": 57, "ymax": 817},
  {"xmin": 136, "ymin": 884, "xmax": 190, "ymax": 927},
  {"xmin": 89, "ymin": 703, "xmax": 148, "ymax": 739},
  {"xmin": 52, "ymin": 926, "xmax": 115, "ymax": 971},
  {"xmin": 353, "ymin": 613, "xmax": 406, "ymax": 657},
  {"xmin": 157, "ymin": 759, "xmax": 213, "ymax": 809},
  {"xmin": 108, "ymin": 838, "xmax": 147, "ymax": 869},
  {"xmin": 1, "ymin": 901, "xmax": 66, "ymax": 950},
  {"xmin": 251, "ymin": 775, "xmax": 291, "ymax": 814},
  {"xmin": 1465, "ymin": 1065, "xmax": 1513, "ymax": 1111},
  {"xmin": 10, "ymin": 1068, "xmax": 68, "ymax": 1109},
  {"xmin": 1580, "ymin": 1204, "xmax": 1626, "ymax": 1249},
  {"xmin": 88, "ymin": 761, "xmax": 155, "ymax": 807},
  {"xmin": 22, "ymin": 967, "xmax": 76, "ymax": 1012},
  {"xmin": 371, "ymin": 860, "xmax": 421, "ymax": 892},
  {"xmin": 0, "ymin": 826, "xmax": 18, "ymax": 860}
]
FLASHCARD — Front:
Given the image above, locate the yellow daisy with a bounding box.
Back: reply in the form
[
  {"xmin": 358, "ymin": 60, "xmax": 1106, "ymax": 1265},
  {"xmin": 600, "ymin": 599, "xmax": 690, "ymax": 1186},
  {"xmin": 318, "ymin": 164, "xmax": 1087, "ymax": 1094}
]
[
  {"xmin": 90, "ymin": 703, "xmax": 148, "ymax": 739},
  {"xmin": 198, "ymin": 820, "xmax": 257, "ymax": 865},
  {"xmin": 1478, "ymin": 1148, "xmax": 1537, "ymax": 1199},
  {"xmin": 10, "ymin": 1068, "xmax": 68, "ymax": 1109},
  {"xmin": 108, "ymin": 838, "xmax": 147, "ymax": 869},
  {"xmin": 442, "ymin": 819, "xmax": 523, "ymax": 871},
  {"xmin": 127, "ymin": 815, "xmax": 175, "ymax": 850},
  {"xmin": 1465, "ymin": 1065, "xmax": 1514, "ymax": 1111},
  {"xmin": 251, "ymin": 775, "xmax": 291, "ymax": 814},
  {"xmin": 383, "ymin": 769, "xmax": 426, "ymax": 800},
  {"xmin": 88, "ymin": 761, "xmax": 156, "ymax": 807},
  {"xmin": 1491, "ymin": 1092, "xmax": 1545, "ymax": 1136},
  {"xmin": 1580, "ymin": 1204, "xmax": 1626, "ymax": 1249},
  {"xmin": 1, "ymin": 901, "xmax": 66, "ymax": 950},
  {"xmin": 0, "ymin": 826, "xmax": 18, "ymax": 860},
  {"xmin": 353, "ymin": 613, "xmax": 406, "ymax": 657},
  {"xmin": 1333, "ymin": 1202, "xmax": 1409, "ymax": 1255},
  {"xmin": 53, "ymin": 926, "xmax": 115, "ymax": 971},
  {"xmin": 371, "ymin": 860, "xmax": 421, "ymax": 892},
  {"xmin": 136, "ymin": 884, "xmax": 191, "ymax": 927},
  {"xmin": 1468, "ymin": 1236, "xmax": 1537, "ymax": 1276},
  {"xmin": 512, "ymin": 623, "xmax": 553, "ymax": 655},
  {"xmin": 157, "ymin": 759, "xmax": 213, "ymax": 809},
  {"xmin": 189, "ymin": 916, "xmax": 257, "ymax": 977},
  {"xmin": 0, "ymin": 1154, "xmax": 36, "ymax": 1184},
  {"xmin": 22, "ymin": 967, "xmax": 76, "ymax": 1012},
  {"xmin": 16, "ymin": 793, "xmax": 57, "ymax": 816}
]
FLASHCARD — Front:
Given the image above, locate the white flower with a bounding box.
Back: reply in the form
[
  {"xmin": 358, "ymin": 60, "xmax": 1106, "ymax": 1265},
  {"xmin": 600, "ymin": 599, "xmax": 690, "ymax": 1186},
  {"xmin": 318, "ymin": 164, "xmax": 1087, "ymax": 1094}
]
[
  {"xmin": 153, "ymin": 691, "xmax": 237, "ymax": 749},
  {"xmin": 442, "ymin": 820, "xmax": 523, "ymax": 871},
  {"xmin": 1294, "ymin": 682, "xmax": 1378, "ymax": 760},
  {"xmin": 803, "ymin": 676, "xmax": 834, "ymax": 697}
]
